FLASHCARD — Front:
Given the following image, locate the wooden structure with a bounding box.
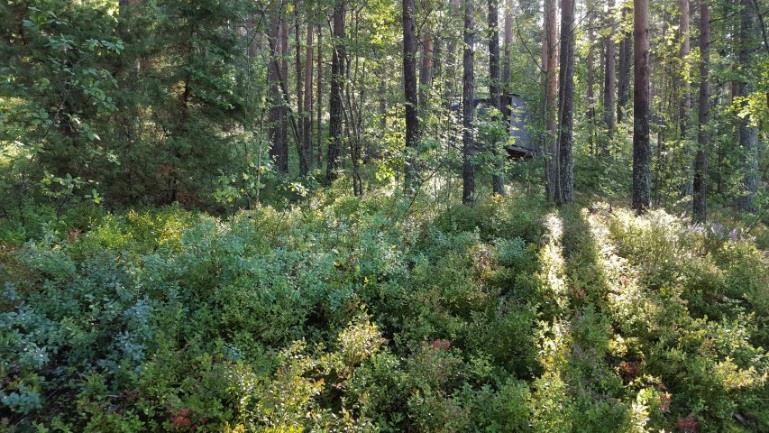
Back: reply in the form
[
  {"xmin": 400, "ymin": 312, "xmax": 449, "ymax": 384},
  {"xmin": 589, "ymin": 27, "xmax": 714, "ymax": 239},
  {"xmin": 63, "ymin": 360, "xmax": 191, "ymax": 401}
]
[{"xmin": 450, "ymin": 93, "xmax": 536, "ymax": 159}]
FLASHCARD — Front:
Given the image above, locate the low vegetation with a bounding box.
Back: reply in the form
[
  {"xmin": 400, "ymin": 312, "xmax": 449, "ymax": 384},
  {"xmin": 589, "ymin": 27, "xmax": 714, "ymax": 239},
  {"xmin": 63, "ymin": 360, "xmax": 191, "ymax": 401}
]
[{"xmin": 2, "ymin": 191, "xmax": 768, "ymax": 432}]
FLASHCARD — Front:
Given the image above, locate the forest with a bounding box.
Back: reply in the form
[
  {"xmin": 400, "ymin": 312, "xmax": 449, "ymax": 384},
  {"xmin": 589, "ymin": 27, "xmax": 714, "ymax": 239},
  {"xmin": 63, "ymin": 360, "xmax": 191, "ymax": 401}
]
[{"xmin": 1, "ymin": 0, "xmax": 769, "ymax": 431}]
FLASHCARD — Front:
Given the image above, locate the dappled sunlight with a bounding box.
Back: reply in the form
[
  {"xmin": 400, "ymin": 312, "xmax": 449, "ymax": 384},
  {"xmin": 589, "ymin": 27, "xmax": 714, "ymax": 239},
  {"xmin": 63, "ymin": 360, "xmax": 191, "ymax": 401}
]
[
  {"xmin": 583, "ymin": 203, "xmax": 657, "ymax": 329},
  {"xmin": 538, "ymin": 211, "xmax": 569, "ymax": 310},
  {"xmin": 532, "ymin": 210, "xmax": 576, "ymax": 431}
]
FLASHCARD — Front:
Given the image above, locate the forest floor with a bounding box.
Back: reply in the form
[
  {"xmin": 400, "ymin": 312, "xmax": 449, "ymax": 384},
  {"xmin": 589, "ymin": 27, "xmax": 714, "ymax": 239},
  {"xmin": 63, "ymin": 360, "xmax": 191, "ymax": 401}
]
[{"xmin": 2, "ymin": 188, "xmax": 769, "ymax": 432}]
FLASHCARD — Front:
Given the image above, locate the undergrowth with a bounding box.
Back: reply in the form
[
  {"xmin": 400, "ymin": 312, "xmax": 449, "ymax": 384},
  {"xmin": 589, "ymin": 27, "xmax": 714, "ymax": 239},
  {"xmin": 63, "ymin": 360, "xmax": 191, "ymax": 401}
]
[{"xmin": 1, "ymin": 191, "xmax": 768, "ymax": 432}]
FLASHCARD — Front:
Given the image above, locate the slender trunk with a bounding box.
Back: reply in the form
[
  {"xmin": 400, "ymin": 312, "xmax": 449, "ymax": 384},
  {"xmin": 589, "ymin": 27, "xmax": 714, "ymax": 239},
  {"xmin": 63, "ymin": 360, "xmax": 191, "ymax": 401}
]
[
  {"xmin": 463, "ymin": 0, "xmax": 476, "ymax": 204},
  {"xmin": 446, "ymin": 0, "xmax": 463, "ymax": 100},
  {"xmin": 372, "ymin": 66, "xmax": 387, "ymax": 162},
  {"xmin": 502, "ymin": 0, "xmax": 513, "ymax": 96},
  {"xmin": 489, "ymin": 0, "xmax": 504, "ymax": 194},
  {"xmin": 269, "ymin": 1, "xmax": 289, "ymax": 174},
  {"xmin": 294, "ymin": 3, "xmax": 309, "ymax": 175},
  {"xmin": 316, "ymin": 24, "xmax": 323, "ymax": 168},
  {"xmin": 403, "ymin": 0, "xmax": 420, "ymax": 190},
  {"xmin": 586, "ymin": 0, "xmax": 596, "ymax": 127},
  {"xmin": 348, "ymin": 10, "xmax": 364, "ymax": 196},
  {"xmin": 617, "ymin": 0, "xmax": 632, "ymax": 122},
  {"xmin": 302, "ymin": 22, "xmax": 314, "ymax": 175},
  {"xmin": 246, "ymin": 14, "xmax": 260, "ymax": 59},
  {"xmin": 556, "ymin": 0, "xmax": 575, "ymax": 204},
  {"xmin": 419, "ymin": 31, "xmax": 434, "ymax": 109},
  {"xmin": 678, "ymin": 0, "xmax": 691, "ymax": 136},
  {"xmin": 543, "ymin": 0, "xmax": 559, "ymax": 201},
  {"xmin": 326, "ymin": 0, "xmax": 345, "ymax": 182},
  {"xmin": 280, "ymin": 12, "xmax": 290, "ymax": 172},
  {"xmin": 693, "ymin": 0, "xmax": 709, "ymax": 222},
  {"xmin": 632, "ymin": 0, "xmax": 651, "ymax": 212},
  {"xmin": 738, "ymin": 0, "xmax": 759, "ymax": 211},
  {"xmin": 603, "ymin": 0, "xmax": 616, "ymax": 139}
]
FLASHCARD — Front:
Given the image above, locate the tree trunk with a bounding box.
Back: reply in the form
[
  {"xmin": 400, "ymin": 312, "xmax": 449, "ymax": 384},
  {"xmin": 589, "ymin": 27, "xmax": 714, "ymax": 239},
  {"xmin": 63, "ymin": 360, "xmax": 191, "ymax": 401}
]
[
  {"xmin": 446, "ymin": 0, "xmax": 463, "ymax": 100},
  {"xmin": 463, "ymin": 0, "xmax": 477, "ymax": 204},
  {"xmin": 556, "ymin": 0, "xmax": 575, "ymax": 204},
  {"xmin": 403, "ymin": 0, "xmax": 420, "ymax": 191},
  {"xmin": 372, "ymin": 65, "xmax": 387, "ymax": 162},
  {"xmin": 489, "ymin": 0, "xmax": 504, "ymax": 195},
  {"xmin": 693, "ymin": 0, "xmax": 709, "ymax": 222},
  {"xmin": 738, "ymin": 0, "xmax": 759, "ymax": 211},
  {"xmin": 280, "ymin": 11, "xmax": 290, "ymax": 172},
  {"xmin": 326, "ymin": 0, "xmax": 345, "ymax": 182},
  {"xmin": 543, "ymin": 0, "xmax": 559, "ymax": 202},
  {"xmin": 586, "ymin": 0, "xmax": 596, "ymax": 128},
  {"xmin": 269, "ymin": 1, "xmax": 289, "ymax": 174},
  {"xmin": 617, "ymin": 0, "xmax": 632, "ymax": 123},
  {"xmin": 316, "ymin": 24, "xmax": 323, "ymax": 168},
  {"xmin": 302, "ymin": 21, "xmax": 314, "ymax": 175},
  {"xmin": 502, "ymin": 0, "xmax": 513, "ymax": 97},
  {"xmin": 632, "ymin": 0, "xmax": 651, "ymax": 212},
  {"xmin": 678, "ymin": 0, "xmax": 691, "ymax": 136},
  {"xmin": 419, "ymin": 30, "xmax": 434, "ymax": 109},
  {"xmin": 294, "ymin": 3, "xmax": 310, "ymax": 176},
  {"xmin": 603, "ymin": 0, "xmax": 616, "ymax": 139}
]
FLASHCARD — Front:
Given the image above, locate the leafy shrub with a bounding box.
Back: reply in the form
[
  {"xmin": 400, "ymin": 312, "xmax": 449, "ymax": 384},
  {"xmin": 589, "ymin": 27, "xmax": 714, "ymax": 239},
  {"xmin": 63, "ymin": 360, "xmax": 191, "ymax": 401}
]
[{"xmin": 2, "ymin": 194, "xmax": 769, "ymax": 432}]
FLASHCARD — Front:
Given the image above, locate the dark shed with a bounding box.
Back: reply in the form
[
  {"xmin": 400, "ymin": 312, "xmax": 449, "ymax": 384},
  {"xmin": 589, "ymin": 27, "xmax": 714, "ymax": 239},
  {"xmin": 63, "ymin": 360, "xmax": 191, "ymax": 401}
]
[
  {"xmin": 449, "ymin": 94, "xmax": 536, "ymax": 160},
  {"xmin": 503, "ymin": 94, "xmax": 536, "ymax": 160}
]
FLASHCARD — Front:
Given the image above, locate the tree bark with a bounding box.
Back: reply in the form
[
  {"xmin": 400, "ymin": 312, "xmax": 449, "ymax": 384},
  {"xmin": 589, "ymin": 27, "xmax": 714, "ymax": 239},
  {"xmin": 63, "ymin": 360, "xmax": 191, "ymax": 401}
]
[
  {"xmin": 543, "ymin": 0, "xmax": 559, "ymax": 202},
  {"xmin": 502, "ymin": 0, "xmax": 513, "ymax": 96},
  {"xmin": 403, "ymin": 0, "xmax": 420, "ymax": 191},
  {"xmin": 316, "ymin": 24, "xmax": 323, "ymax": 168},
  {"xmin": 738, "ymin": 0, "xmax": 759, "ymax": 211},
  {"xmin": 489, "ymin": 0, "xmax": 505, "ymax": 194},
  {"xmin": 617, "ymin": 0, "xmax": 632, "ymax": 123},
  {"xmin": 294, "ymin": 3, "xmax": 310, "ymax": 176},
  {"xmin": 556, "ymin": 0, "xmax": 575, "ymax": 204},
  {"xmin": 463, "ymin": 0, "xmax": 477, "ymax": 204},
  {"xmin": 586, "ymin": 0, "xmax": 596, "ymax": 128},
  {"xmin": 269, "ymin": 0, "xmax": 289, "ymax": 174},
  {"xmin": 632, "ymin": 0, "xmax": 651, "ymax": 212},
  {"xmin": 302, "ymin": 21, "xmax": 314, "ymax": 175},
  {"xmin": 678, "ymin": 0, "xmax": 691, "ymax": 136},
  {"xmin": 446, "ymin": 0, "xmax": 463, "ymax": 101},
  {"xmin": 419, "ymin": 30, "xmax": 434, "ymax": 109},
  {"xmin": 693, "ymin": 0, "xmax": 709, "ymax": 222},
  {"xmin": 326, "ymin": 0, "xmax": 345, "ymax": 182},
  {"xmin": 603, "ymin": 0, "xmax": 616, "ymax": 139},
  {"xmin": 280, "ymin": 10, "xmax": 290, "ymax": 172}
]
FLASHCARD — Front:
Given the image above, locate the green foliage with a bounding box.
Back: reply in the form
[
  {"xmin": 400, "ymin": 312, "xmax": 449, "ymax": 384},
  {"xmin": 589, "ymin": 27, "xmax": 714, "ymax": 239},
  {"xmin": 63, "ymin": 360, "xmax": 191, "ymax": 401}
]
[
  {"xmin": 1, "ymin": 0, "xmax": 258, "ymax": 209},
  {"xmin": 2, "ymin": 189, "xmax": 769, "ymax": 432}
]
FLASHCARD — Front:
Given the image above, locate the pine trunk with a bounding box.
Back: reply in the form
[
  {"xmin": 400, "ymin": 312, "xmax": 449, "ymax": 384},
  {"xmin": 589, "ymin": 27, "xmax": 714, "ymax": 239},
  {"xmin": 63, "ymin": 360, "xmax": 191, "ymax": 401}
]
[
  {"xmin": 543, "ymin": 0, "xmax": 559, "ymax": 202},
  {"xmin": 738, "ymin": 0, "xmax": 759, "ymax": 211},
  {"xmin": 403, "ymin": 0, "xmax": 420, "ymax": 190},
  {"xmin": 489, "ymin": 0, "xmax": 504, "ymax": 194},
  {"xmin": 462, "ymin": 0, "xmax": 476, "ymax": 204},
  {"xmin": 302, "ymin": 22, "xmax": 314, "ymax": 175},
  {"xmin": 693, "ymin": 0, "xmax": 709, "ymax": 222},
  {"xmin": 632, "ymin": 0, "xmax": 651, "ymax": 212},
  {"xmin": 617, "ymin": 0, "xmax": 632, "ymax": 122},
  {"xmin": 678, "ymin": 0, "xmax": 691, "ymax": 136},
  {"xmin": 502, "ymin": 0, "xmax": 513, "ymax": 97},
  {"xmin": 316, "ymin": 25, "xmax": 323, "ymax": 168},
  {"xmin": 419, "ymin": 31, "xmax": 434, "ymax": 109},
  {"xmin": 603, "ymin": 0, "xmax": 616, "ymax": 139},
  {"xmin": 556, "ymin": 0, "xmax": 575, "ymax": 204},
  {"xmin": 586, "ymin": 0, "xmax": 596, "ymax": 127},
  {"xmin": 269, "ymin": 2, "xmax": 289, "ymax": 174},
  {"xmin": 326, "ymin": 1, "xmax": 345, "ymax": 182}
]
